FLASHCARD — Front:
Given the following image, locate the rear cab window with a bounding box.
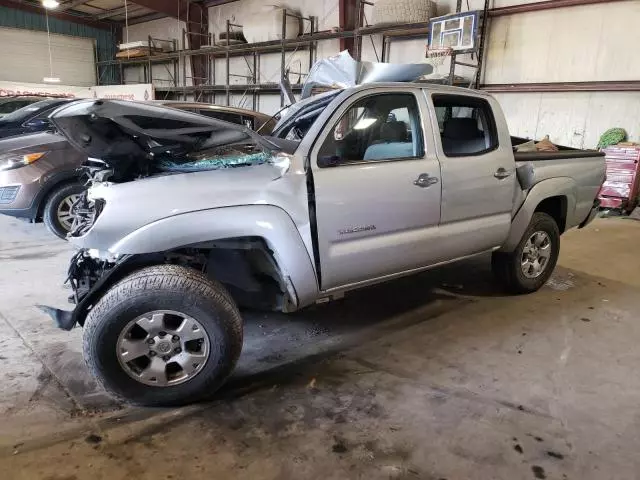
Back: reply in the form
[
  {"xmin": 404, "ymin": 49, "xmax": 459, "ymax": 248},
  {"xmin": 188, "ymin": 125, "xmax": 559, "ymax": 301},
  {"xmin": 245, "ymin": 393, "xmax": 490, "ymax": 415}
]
[
  {"xmin": 317, "ymin": 93, "xmax": 424, "ymax": 167},
  {"xmin": 431, "ymin": 94, "xmax": 498, "ymax": 157}
]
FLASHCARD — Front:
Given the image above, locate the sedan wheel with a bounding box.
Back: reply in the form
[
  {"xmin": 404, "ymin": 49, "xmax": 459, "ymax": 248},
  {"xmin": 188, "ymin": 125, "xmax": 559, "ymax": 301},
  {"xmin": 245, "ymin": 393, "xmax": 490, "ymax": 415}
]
[
  {"xmin": 56, "ymin": 193, "xmax": 81, "ymax": 232},
  {"xmin": 43, "ymin": 183, "xmax": 86, "ymax": 240}
]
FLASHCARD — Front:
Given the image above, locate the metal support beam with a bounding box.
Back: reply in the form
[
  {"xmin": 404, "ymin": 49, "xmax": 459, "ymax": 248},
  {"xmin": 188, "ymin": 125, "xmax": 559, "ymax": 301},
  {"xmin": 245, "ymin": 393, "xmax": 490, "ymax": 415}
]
[
  {"xmin": 489, "ymin": 0, "xmax": 631, "ymax": 17},
  {"xmin": 185, "ymin": 2, "xmax": 209, "ymax": 87},
  {"xmin": 126, "ymin": 12, "xmax": 167, "ymax": 25},
  {"xmin": 339, "ymin": 0, "xmax": 357, "ymax": 54},
  {"xmin": 481, "ymin": 81, "xmax": 640, "ymax": 93},
  {"xmin": 113, "ymin": 0, "xmax": 209, "ymax": 87},
  {"xmin": 117, "ymin": 0, "xmax": 188, "ymax": 20},
  {"xmin": 95, "ymin": 5, "xmax": 147, "ymax": 20},
  {"xmin": 59, "ymin": 0, "xmax": 91, "ymax": 11}
]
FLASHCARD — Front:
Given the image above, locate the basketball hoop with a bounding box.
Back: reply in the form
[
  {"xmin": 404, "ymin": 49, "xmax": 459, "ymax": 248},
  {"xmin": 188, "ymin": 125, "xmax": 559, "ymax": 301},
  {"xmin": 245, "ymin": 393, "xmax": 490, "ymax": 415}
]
[{"xmin": 426, "ymin": 46, "xmax": 453, "ymax": 67}]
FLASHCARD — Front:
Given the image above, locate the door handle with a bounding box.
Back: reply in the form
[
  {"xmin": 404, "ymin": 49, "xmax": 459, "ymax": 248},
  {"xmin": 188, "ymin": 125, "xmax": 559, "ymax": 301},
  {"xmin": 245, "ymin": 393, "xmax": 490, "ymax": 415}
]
[
  {"xmin": 494, "ymin": 167, "xmax": 512, "ymax": 179},
  {"xmin": 414, "ymin": 173, "xmax": 439, "ymax": 188}
]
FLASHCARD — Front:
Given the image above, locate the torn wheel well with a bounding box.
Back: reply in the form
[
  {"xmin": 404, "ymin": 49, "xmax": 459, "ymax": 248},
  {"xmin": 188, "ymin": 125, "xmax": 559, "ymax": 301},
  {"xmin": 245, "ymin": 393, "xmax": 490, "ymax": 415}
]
[
  {"xmin": 76, "ymin": 237, "xmax": 294, "ymax": 326},
  {"xmin": 181, "ymin": 237, "xmax": 294, "ymax": 312}
]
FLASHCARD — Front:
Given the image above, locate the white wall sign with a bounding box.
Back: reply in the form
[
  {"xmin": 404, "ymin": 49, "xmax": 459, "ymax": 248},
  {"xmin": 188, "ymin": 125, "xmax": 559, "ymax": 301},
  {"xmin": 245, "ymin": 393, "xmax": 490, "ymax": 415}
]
[
  {"xmin": 0, "ymin": 81, "xmax": 154, "ymax": 101},
  {"xmin": 91, "ymin": 84, "xmax": 154, "ymax": 101}
]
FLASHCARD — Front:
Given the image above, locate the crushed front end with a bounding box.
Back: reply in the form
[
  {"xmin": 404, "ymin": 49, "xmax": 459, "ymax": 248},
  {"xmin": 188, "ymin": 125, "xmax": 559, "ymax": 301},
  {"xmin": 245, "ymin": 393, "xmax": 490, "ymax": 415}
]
[{"xmin": 39, "ymin": 249, "xmax": 120, "ymax": 330}]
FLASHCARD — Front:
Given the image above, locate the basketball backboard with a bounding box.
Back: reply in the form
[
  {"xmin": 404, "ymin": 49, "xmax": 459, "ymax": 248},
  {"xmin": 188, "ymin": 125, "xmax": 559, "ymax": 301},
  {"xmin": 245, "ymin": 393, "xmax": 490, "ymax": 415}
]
[{"xmin": 428, "ymin": 11, "xmax": 479, "ymax": 54}]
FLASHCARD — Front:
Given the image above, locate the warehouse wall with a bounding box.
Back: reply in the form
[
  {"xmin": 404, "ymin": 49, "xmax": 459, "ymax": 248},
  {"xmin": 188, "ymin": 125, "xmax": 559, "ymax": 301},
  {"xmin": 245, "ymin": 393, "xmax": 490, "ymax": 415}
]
[
  {"xmin": 0, "ymin": 26, "xmax": 96, "ymax": 86},
  {"xmin": 126, "ymin": 0, "xmax": 640, "ymax": 147},
  {"xmin": 207, "ymin": 0, "xmax": 340, "ymax": 113},
  {"xmin": 494, "ymin": 91, "xmax": 640, "ymax": 149},
  {"xmin": 122, "ymin": 17, "xmax": 192, "ymax": 91},
  {"xmin": 484, "ymin": 1, "xmax": 640, "ymax": 147}
]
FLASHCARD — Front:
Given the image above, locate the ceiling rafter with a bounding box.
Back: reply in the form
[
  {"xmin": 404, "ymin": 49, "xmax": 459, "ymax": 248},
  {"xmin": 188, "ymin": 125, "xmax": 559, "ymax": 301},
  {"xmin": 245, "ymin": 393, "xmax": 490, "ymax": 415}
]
[
  {"xmin": 59, "ymin": 0, "xmax": 91, "ymax": 11},
  {"xmin": 94, "ymin": 3, "xmax": 148, "ymax": 20}
]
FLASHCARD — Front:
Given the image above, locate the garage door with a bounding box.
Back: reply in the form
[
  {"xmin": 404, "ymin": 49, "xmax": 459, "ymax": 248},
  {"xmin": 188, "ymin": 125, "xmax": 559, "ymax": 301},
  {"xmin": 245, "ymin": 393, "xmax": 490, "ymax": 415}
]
[{"xmin": 0, "ymin": 26, "xmax": 96, "ymax": 86}]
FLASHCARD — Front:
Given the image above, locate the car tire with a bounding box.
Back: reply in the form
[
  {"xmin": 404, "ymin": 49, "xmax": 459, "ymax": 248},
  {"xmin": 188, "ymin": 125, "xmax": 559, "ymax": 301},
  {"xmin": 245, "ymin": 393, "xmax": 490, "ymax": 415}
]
[
  {"xmin": 83, "ymin": 264, "xmax": 243, "ymax": 406},
  {"xmin": 492, "ymin": 212, "xmax": 560, "ymax": 294},
  {"xmin": 42, "ymin": 182, "xmax": 85, "ymax": 240}
]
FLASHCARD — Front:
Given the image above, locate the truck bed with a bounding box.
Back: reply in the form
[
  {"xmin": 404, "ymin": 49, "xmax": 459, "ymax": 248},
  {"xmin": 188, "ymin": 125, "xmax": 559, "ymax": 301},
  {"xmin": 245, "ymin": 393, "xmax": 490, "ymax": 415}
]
[{"xmin": 511, "ymin": 136, "xmax": 605, "ymax": 161}]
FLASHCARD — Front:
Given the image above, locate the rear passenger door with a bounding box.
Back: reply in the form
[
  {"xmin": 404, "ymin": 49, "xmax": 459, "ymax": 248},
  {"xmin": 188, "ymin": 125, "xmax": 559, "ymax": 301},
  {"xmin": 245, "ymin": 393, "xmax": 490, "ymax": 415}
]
[
  {"xmin": 428, "ymin": 93, "xmax": 516, "ymax": 260},
  {"xmin": 311, "ymin": 89, "xmax": 442, "ymax": 290}
]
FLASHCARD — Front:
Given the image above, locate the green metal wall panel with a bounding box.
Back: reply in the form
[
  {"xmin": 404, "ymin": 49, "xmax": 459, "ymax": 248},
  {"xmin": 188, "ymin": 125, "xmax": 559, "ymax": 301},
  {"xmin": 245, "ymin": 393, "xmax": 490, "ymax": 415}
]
[{"xmin": 0, "ymin": 5, "xmax": 119, "ymax": 84}]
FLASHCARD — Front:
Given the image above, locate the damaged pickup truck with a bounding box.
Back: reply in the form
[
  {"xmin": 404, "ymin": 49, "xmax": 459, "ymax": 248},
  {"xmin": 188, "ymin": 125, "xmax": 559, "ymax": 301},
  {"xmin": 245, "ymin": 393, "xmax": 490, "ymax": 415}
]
[{"xmin": 42, "ymin": 86, "xmax": 605, "ymax": 406}]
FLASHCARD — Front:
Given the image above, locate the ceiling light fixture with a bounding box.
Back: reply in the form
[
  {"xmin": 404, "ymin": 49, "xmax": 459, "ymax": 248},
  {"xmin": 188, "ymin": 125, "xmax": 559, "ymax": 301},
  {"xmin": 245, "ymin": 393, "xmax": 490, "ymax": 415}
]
[
  {"xmin": 42, "ymin": 8, "xmax": 61, "ymax": 83},
  {"xmin": 42, "ymin": 0, "xmax": 60, "ymax": 9}
]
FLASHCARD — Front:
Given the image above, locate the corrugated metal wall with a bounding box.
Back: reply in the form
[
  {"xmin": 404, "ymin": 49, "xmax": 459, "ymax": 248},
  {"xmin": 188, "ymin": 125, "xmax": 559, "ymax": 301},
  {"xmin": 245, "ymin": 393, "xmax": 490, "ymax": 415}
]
[
  {"xmin": 0, "ymin": 26, "xmax": 96, "ymax": 85},
  {"xmin": 0, "ymin": 5, "xmax": 119, "ymax": 84}
]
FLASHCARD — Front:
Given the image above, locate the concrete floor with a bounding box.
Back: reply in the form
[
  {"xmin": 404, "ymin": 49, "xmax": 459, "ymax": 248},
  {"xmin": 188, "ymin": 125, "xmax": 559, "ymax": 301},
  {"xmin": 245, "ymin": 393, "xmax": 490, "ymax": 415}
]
[{"xmin": 1, "ymin": 215, "xmax": 639, "ymax": 480}]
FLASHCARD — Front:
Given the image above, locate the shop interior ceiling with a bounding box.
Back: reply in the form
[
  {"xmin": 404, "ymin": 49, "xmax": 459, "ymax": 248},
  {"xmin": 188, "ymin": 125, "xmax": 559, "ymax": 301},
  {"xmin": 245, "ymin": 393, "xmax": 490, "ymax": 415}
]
[{"xmin": 5, "ymin": 0, "xmax": 235, "ymax": 24}]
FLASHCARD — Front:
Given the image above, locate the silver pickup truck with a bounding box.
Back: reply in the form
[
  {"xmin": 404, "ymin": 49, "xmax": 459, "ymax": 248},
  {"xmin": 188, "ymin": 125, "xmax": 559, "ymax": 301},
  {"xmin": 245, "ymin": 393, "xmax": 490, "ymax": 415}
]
[{"xmin": 42, "ymin": 84, "xmax": 605, "ymax": 406}]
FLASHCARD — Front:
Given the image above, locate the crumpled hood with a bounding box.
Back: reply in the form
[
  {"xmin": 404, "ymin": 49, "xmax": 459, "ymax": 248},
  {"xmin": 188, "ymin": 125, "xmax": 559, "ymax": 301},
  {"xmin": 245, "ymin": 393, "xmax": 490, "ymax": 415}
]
[
  {"xmin": 49, "ymin": 99, "xmax": 273, "ymax": 164},
  {"xmin": 71, "ymin": 155, "xmax": 297, "ymax": 252},
  {"xmin": 301, "ymin": 51, "xmax": 433, "ymax": 98}
]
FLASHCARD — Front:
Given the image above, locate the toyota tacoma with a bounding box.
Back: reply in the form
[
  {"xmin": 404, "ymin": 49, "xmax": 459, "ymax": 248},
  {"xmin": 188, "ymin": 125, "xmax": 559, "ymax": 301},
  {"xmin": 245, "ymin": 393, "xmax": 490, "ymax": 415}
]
[{"xmin": 41, "ymin": 85, "xmax": 605, "ymax": 406}]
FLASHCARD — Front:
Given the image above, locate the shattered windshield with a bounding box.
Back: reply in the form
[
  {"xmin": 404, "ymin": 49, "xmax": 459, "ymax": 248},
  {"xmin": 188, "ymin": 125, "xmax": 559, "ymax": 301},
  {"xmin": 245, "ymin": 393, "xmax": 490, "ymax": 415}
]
[
  {"xmin": 156, "ymin": 141, "xmax": 271, "ymax": 173},
  {"xmin": 272, "ymin": 90, "xmax": 341, "ymax": 141}
]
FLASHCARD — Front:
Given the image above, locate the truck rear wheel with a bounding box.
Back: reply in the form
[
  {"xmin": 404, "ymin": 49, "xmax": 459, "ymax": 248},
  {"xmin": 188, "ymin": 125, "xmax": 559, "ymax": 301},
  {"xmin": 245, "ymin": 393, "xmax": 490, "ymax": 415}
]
[
  {"xmin": 83, "ymin": 264, "xmax": 243, "ymax": 406},
  {"xmin": 492, "ymin": 212, "xmax": 560, "ymax": 294}
]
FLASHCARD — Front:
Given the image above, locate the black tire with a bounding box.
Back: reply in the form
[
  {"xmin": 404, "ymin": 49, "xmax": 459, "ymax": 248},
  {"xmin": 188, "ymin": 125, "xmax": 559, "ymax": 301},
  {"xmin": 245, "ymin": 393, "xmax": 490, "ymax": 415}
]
[
  {"xmin": 42, "ymin": 182, "xmax": 85, "ymax": 240},
  {"xmin": 492, "ymin": 212, "xmax": 560, "ymax": 294},
  {"xmin": 83, "ymin": 265, "xmax": 243, "ymax": 406}
]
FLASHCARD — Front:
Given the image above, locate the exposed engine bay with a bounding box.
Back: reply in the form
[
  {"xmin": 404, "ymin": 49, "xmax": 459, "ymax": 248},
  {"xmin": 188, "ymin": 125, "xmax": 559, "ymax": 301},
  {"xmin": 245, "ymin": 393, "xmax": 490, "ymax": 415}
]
[
  {"xmin": 40, "ymin": 100, "xmax": 300, "ymax": 330},
  {"xmin": 50, "ymin": 100, "xmax": 285, "ymax": 238}
]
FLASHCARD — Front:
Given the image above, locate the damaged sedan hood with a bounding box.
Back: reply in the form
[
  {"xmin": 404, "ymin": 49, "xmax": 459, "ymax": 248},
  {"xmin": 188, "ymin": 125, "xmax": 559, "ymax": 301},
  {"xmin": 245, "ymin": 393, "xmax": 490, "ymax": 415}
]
[{"xmin": 49, "ymin": 99, "xmax": 274, "ymax": 170}]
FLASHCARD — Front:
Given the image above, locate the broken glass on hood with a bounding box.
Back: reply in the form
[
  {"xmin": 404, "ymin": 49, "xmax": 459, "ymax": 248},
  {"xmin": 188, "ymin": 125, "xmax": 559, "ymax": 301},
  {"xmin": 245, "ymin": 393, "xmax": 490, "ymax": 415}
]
[
  {"xmin": 49, "ymin": 99, "xmax": 277, "ymax": 180},
  {"xmin": 156, "ymin": 144, "xmax": 272, "ymax": 172}
]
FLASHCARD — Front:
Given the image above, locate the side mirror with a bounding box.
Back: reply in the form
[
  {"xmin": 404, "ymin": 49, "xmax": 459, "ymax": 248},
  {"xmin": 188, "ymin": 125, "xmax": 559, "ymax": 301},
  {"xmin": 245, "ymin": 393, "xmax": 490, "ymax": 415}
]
[
  {"xmin": 24, "ymin": 118, "xmax": 48, "ymax": 129},
  {"xmin": 318, "ymin": 155, "xmax": 341, "ymax": 168}
]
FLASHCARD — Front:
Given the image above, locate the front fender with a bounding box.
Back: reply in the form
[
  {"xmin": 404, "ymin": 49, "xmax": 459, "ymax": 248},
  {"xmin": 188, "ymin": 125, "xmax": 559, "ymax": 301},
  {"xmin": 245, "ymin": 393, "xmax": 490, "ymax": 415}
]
[
  {"xmin": 500, "ymin": 177, "xmax": 577, "ymax": 252},
  {"xmin": 108, "ymin": 205, "xmax": 319, "ymax": 309}
]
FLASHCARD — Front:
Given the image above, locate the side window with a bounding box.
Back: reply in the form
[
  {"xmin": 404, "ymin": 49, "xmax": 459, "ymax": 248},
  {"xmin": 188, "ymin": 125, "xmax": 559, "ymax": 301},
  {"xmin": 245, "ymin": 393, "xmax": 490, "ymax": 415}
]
[
  {"xmin": 432, "ymin": 94, "xmax": 498, "ymax": 157},
  {"xmin": 318, "ymin": 93, "xmax": 423, "ymax": 166},
  {"xmin": 241, "ymin": 115, "xmax": 255, "ymax": 130},
  {"xmin": 0, "ymin": 100, "xmax": 28, "ymax": 114},
  {"xmin": 197, "ymin": 109, "xmax": 243, "ymax": 125},
  {"xmin": 25, "ymin": 105, "xmax": 58, "ymax": 125}
]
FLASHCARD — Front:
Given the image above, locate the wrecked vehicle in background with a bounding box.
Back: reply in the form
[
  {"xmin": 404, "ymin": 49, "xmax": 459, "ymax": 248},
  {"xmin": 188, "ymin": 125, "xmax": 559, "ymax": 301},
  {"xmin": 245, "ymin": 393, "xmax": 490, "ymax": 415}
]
[{"xmin": 41, "ymin": 83, "xmax": 604, "ymax": 406}]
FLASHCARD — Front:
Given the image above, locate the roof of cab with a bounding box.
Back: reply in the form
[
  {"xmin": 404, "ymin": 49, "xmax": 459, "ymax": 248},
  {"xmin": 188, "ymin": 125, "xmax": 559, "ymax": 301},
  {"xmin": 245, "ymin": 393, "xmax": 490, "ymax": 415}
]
[{"xmin": 343, "ymin": 82, "xmax": 492, "ymax": 97}]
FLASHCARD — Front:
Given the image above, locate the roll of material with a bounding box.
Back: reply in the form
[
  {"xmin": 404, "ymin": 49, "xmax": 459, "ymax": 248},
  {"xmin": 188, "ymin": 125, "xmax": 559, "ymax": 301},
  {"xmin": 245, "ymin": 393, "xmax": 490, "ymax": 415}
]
[{"xmin": 372, "ymin": 0, "xmax": 437, "ymax": 25}]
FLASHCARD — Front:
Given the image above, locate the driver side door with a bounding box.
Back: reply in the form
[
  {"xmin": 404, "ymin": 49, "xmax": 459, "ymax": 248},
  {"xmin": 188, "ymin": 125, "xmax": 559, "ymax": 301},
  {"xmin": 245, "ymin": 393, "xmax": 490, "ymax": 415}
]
[{"xmin": 310, "ymin": 88, "xmax": 442, "ymax": 291}]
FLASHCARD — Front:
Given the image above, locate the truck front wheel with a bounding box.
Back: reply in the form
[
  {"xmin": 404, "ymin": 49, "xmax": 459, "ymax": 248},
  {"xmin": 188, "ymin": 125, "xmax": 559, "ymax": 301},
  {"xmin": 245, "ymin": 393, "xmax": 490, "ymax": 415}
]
[
  {"xmin": 492, "ymin": 212, "xmax": 560, "ymax": 294},
  {"xmin": 83, "ymin": 265, "xmax": 243, "ymax": 406}
]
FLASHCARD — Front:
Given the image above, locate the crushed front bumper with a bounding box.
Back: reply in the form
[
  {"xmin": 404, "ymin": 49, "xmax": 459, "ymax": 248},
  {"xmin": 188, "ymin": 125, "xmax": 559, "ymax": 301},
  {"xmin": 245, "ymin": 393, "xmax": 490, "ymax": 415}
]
[{"xmin": 38, "ymin": 249, "xmax": 116, "ymax": 330}]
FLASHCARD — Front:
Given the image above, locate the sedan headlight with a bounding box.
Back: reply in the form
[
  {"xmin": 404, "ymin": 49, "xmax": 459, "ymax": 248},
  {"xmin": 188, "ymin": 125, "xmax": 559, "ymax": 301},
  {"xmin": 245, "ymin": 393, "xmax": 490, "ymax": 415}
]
[{"xmin": 0, "ymin": 152, "xmax": 47, "ymax": 171}]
